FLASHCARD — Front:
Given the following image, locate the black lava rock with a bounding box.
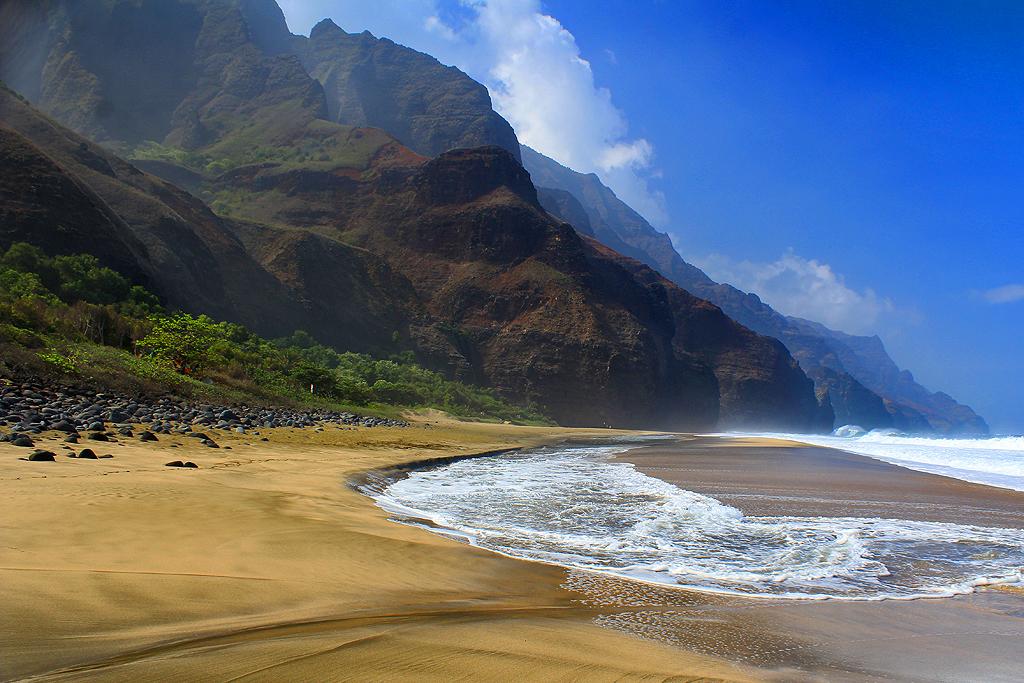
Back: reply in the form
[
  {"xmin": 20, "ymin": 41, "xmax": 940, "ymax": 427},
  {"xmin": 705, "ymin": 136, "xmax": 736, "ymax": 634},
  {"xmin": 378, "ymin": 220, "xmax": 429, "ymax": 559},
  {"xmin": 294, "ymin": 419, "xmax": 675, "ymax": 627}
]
[
  {"xmin": 27, "ymin": 450, "xmax": 55, "ymax": 461},
  {"xmin": 0, "ymin": 382, "xmax": 409, "ymax": 446}
]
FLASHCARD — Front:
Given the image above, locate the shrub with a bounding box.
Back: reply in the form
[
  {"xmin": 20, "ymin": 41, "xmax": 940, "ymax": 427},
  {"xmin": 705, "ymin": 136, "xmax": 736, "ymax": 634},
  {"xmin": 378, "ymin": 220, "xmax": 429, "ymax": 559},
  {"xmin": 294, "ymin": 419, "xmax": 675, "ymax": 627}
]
[
  {"xmin": 136, "ymin": 313, "xmax": 222, "ymax": 374},
  {"xmin": 38, "ymin": 350, "xmax": 78, "ymax": 373},
  {"xmin": 0, "ymin": 243, "xmax": 548, "ymax": 422},
  {"xmin": 0, "ymin": 243, "xmax": 59, "ymax": 290},
  {"xmin": 52, "ymin": 253, "xmax": 130, "ymax": 304},
  {"xmin": 0, "ymin": 268, "xmax": 57, "ymax": 303}
]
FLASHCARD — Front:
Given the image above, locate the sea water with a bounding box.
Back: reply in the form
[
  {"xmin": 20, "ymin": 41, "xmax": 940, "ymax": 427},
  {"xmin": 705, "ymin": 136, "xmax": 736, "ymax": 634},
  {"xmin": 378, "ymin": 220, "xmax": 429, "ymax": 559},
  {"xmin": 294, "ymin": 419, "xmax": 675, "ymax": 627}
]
[
  {"xmin": 370, "ymin": 443, "xmax": 1024, "ymax": 600},
  {"xmin": 736, "ymin": 429, "xmax": 1024, "ymax": 492}
]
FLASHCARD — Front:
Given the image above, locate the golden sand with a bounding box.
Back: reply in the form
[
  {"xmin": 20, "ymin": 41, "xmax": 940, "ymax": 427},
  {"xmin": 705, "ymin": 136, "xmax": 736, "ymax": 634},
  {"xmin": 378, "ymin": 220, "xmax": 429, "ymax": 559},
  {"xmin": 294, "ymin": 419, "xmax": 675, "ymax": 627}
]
[{"xmin": 0, "ymin": 419, "xmax": 754, "ymax": 681}]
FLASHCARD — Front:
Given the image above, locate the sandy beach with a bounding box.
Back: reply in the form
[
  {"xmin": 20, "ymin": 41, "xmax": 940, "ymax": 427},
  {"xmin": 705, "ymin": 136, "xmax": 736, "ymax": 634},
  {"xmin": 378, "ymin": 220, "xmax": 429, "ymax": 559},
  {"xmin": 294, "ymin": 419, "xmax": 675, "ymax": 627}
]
[
  {"xmin": 3, "ymin": 425, "xmax": 1023, "ymax": 682},
  {"xmin": 0, "ymin": 420, "xmax": 756, "ymax": 682},
  {"xmin": 608, "ymin": 436, "xmax": 1024, "ymax": 681},
  {"xmin": 618, "ymin": 435, "xmax": 1024, "ymax": 527}
]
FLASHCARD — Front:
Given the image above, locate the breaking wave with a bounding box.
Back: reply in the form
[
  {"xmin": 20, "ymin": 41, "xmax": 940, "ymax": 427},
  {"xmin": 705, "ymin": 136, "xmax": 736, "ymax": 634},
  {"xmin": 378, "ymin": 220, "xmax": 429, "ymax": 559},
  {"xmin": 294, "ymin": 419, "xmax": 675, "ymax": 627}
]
[
  {"xmin": 369, "ymin": 444, "xmax": 1024, "ymax": 600},
  {"xmin": 743, "ymin": 429, "xmax": 1024, "ymax": 492}
]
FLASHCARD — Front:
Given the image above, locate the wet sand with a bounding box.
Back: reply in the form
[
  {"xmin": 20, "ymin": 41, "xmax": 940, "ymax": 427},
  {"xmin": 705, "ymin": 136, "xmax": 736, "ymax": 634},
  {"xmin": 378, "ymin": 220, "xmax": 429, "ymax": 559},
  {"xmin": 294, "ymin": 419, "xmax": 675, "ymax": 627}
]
[
  {"xmin": 0, "ymin": 421, "xmax": 755, "ymax": 682},
  {"xmin": 606, "ymin": 435, "xmax": 1024, "ymax": 682},
  {"xmin": 618, "ymin": 435, "xmax": 1024, "ymax": 527}
]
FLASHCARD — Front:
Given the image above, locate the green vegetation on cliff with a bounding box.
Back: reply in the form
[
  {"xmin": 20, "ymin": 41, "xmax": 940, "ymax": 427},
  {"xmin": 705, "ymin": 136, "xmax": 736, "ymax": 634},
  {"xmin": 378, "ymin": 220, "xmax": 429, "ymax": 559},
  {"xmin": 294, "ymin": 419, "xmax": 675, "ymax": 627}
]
[{"xmin": 0, "ymin": 243, "xmax": 546, "ymax": 423}]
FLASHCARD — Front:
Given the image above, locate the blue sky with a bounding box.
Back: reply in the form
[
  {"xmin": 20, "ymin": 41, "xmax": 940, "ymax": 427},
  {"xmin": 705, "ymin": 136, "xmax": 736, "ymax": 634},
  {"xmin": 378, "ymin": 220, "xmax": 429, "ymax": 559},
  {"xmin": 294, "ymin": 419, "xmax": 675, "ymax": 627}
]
[{"xmin": 279, "ymin": 1, "xmax": 1023, "ymax": 433}]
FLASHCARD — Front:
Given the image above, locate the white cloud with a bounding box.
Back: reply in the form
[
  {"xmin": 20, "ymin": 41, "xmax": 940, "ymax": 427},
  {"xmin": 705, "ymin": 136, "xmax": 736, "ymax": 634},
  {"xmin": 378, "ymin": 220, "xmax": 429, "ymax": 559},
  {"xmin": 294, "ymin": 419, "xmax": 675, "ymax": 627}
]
[
  {"xmin": 694, "ymin": 250, "xmax": 896, "ymax": 334},
  {"xmin": 423, "ymin": 15, "xmax": 458, "ymax": 41},
  {"xmin": 980, "ymin": 284, "xmax": 1024, "ymax": 304},
  {"xmin": 276, "ymin": 0, "xmax": 667, "ymax": 226},
  {"xmin": 599, "ymin": 140, "xmax": 654, "ymax": 171}
]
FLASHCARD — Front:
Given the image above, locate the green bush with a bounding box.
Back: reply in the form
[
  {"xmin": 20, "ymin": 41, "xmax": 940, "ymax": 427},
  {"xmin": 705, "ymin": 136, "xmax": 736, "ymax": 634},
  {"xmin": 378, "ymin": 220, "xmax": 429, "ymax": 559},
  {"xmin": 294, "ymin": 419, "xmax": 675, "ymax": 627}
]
[
  {"xmin": 0, "ymin": 243, "xmax": 59, "ymax": 289},
  {"xmin": 38, "ymin": 350, "xmax": 78, "ymax": 373},
  {"xmin": 136, "ymin": 313, "xmax": 221, "ymax": 374},
  {"xmin": 52, "ymin": 253, "xmax": 130, "ymax": 304},
  {"xmin": 0, "ymin": 242, "xmax": 548, "ymax": 422},
  {"xmin": 0, "ymin": 268, "xmax": 57, "ymax": 303}
]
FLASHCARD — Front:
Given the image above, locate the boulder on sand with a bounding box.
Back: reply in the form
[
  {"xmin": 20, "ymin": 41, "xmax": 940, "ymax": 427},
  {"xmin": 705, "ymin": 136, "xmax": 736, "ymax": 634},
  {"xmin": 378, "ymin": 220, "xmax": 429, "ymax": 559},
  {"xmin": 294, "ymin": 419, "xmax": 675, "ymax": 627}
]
[{"xmin": 27, "ymin": 450, "xmax": 55, "ymax": 461}]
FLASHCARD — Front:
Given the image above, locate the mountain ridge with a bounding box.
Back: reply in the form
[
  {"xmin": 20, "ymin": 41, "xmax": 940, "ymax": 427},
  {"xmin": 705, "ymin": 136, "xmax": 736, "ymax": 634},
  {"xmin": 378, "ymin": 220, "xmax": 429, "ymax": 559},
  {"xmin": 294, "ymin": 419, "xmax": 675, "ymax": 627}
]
[
  {"xmin": 522, "ymin": 145, "xmax": 987, "ymax": 434},
  {"xmin": 1, "ymin": 0, "xmax": 965, "ymax": 433},
  {"xmin": 0, "ymin": 54, "xmax": 820, "ymax": 430}
]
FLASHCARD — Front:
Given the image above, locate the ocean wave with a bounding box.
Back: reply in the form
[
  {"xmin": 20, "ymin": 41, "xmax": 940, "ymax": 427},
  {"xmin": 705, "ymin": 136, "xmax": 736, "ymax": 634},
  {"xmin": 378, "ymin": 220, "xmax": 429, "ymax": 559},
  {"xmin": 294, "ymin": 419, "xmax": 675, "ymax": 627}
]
[
  {"xmin": 370, "ymin": 444, "xmax": 1024, "ymax": 600},
  {"xmin": 736, "ymin": 429, "xmax": 1024, "ymax": 491}
]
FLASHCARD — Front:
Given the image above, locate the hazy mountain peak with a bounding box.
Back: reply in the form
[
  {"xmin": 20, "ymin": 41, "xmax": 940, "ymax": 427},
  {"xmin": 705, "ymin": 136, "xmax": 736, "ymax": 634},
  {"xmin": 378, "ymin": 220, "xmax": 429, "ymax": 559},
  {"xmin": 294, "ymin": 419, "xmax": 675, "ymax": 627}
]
[
  {"xmin": 522, "ymin": 145, "xmax": 988, "ymax": 434},
  {"xmin": 237, "ymin": 0, "xmax": 294, "ymax": 55},
  {"xmin": 309, "ymin": 17, "xmax": 344, "ymax": 38},
  {"xmin": 294, "ymin": 23, "xmax": 521, "ymax": 161},
  {"xmin": 0, "ymin": 0, "xmax": 983, "ymax": 434}
]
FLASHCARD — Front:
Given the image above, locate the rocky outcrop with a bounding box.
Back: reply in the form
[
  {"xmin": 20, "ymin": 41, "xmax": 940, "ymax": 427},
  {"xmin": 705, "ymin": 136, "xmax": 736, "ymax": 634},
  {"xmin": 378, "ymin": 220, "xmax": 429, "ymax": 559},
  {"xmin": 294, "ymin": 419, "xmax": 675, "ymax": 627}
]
[
  {"xmin": 537, "ymin": 187, "xmax": 595, "ymax": 238},
  {"xmin": 806, "ymin": 366, "xmax": 892, "ymax": 430},
  {"xmin": 293, "ymin": 18, "xmax": 521, "ymax": 161},
  {"xmin": 222, "ymin": 144, "xmax": 822, "ymax": 429},
  {"xmin": 0, "ymin": 0, "xmax": 327, "ymax": 150},
  {"xmin": 413, "ymin": 146, "xmax": 537, "ymax": 207}
]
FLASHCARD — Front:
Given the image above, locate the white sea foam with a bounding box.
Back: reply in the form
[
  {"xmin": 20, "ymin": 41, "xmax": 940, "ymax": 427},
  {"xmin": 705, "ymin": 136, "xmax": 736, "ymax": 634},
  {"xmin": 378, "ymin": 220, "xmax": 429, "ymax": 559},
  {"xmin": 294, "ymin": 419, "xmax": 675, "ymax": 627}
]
[
  {"xmin": 733, "ymin": 429, "xmax": 1024, "ymax": 491},
  {"xmin": 370, "ymin": 444, "xmax": 1024, "ymax": 600}
]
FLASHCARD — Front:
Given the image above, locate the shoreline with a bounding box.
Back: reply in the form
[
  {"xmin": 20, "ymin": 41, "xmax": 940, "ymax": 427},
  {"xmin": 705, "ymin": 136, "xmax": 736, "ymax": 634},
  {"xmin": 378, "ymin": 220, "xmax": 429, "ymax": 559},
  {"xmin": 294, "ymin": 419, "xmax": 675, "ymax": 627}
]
[
  {"xmin": 5, "ymin": 425, "xmax": 1023, "ymax": 681},
  {"xmin": 0, "ymin": 420, "xmax": 757, "ymax": 682},
  {"xmin": 605, "ymin": 435, "xmax": 1024, "ymax": 681},
  {"xmin": 616, "ymin": 435, "xmax": 1024, "ymax": 528}
]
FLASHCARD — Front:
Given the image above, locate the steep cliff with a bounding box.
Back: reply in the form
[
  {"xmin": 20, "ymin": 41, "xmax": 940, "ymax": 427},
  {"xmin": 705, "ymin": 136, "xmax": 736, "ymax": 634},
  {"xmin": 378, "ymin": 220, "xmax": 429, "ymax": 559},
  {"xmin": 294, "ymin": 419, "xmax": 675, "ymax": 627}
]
[
  {"xmin": 0, "ymin": 0, "xmax": 328, "ymax": 152},
  {"xmin": 0, "ymin": 0, "xmax": 825, "ymax": 430},
  {"xmin": 523, "ymin": 145, "xmax": 988, "ymax": 434},
  {"xmin": 214, "ymin": 143, "xmax": 821, "ymax": 429},
  {"xmin": 0, "ymin": 0, "xmax": 519, "ymax": 161},
  {"xmin": 292, "ymin": 19, "xmax": 521, "ymax": 161},
  {"xmin": 0, "ymin": 85, "xmax": 416, "ymax": 356}
]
